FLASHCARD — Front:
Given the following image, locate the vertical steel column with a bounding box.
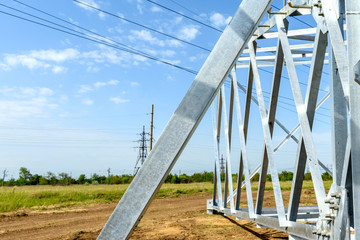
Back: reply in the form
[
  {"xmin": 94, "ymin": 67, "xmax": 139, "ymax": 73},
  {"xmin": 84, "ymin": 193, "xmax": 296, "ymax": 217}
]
[
  {"xmin": 329, "ymin": 0, "xmax": 347, "ymax": 188},
  {"xmin": 346, "ymin": 0, "xmax": 360, "ymax": 238},
  {"xmin": 235, "ymin": 44, "xmax": 255, "ymax": 210},
  {"xmin": 321, "ymin": 0, "xmax": 349, "ymax": 98},
  {"xmin": 221, "ymin": 86, "xmax": 235, "ymax": 212},
  {"xmin": 98, "ymin": 0, "xmax": 273, "ymax": 238},
  {"xmin": 232, "ymin": 69, "xmax": 255, "ymax": 218},
  {"xmin": 211, "ymin": 95, "xmax": 223, "ymax": 209}
]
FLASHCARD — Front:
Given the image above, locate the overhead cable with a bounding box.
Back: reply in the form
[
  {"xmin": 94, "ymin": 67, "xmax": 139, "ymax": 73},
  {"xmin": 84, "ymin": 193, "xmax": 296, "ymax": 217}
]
[
  {"xmin": 72, "ymin": 0, "xmax": 211, "ymax": 52},
  {"xmin": 0, "ymin": 9, "xmax": 198, "ymax": 75},
  {"xmin": 144, "ymin": 0, "xmax": 223, "ymax": 32}
]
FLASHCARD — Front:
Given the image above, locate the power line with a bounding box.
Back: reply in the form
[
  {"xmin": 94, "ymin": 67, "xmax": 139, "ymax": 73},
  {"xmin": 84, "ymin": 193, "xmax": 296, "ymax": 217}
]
[
  {"xmin": 144, "ymin": 0, "xmax": 223, "ymax": 32},
  {"xmin": 165, "ymin": 0, "xmax": 215, "ymax": 27},
  {"xmin": 72, "ymin": 0, "xmax": 211, "ymax": 52},
  {"xmin": 0, "ymin": 8, "xmax": 330, "ymax": 119},
  {"xmin": 11, "ymin": 0, "xmax": 141, "ymax": 53},
  {"xmin": 2, "ymin": 3, "xmax": 331, "ymax": 120},
  {"xmin": 1, "ymin": 3, "xmax": 135, "ymax": 53},
  {"xmin": 7, "ymin": 1, "xmax": 328, "ymax": 92},
  {"xmin": 0, "ymin": 9, "xmax": 198, "ymax": 75}
]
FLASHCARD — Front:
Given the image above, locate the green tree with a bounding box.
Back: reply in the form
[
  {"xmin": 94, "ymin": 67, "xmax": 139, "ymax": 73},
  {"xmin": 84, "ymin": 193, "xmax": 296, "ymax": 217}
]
[
  {"xmin": 77, "ymin": 174, "xmax": 87, "ymax": 184},
  {"xmin": 5, "ymin": 178, "xmax": 16, "ymax": 186},
  {"xmin": 279, "ymin": 171, "xmax": 293, "ymax": 181},
  {"xmin": 58, "ymin": 172, "xmax": 70, "ymax": 185},
  {"xmin": 111, "ymin": 175, "xmax": 122, "ymax": 184},
  {"xmin": 30, "ymin": 174, "xmax": 41, "ymax": 185},
  {"xmin": 39, "ymin": 177, "xmax": 48, "ymax": 185},
  {"xmin": 46, "ymin": 172, "xmax": 58, "ymax": 185},
  {"xmin": 322, "ymin": 172, "xmax": 332, "ymax": 181},
  {"xmin": 18, "ymin": 167, "xmax": 32, "ymax": 185},
  {"xmin": 171, "ymin": 174, "xmax": 180, "ymax": 184},
  {"xmin": 304, "ymin": 172, "xmax": 312, "ymax": 181}
]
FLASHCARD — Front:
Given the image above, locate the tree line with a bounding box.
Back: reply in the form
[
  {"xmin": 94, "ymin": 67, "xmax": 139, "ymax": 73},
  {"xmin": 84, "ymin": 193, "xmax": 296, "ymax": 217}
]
[{"xmin": 0, "ymin": 167, "xmax": 333, "ymax": 186}]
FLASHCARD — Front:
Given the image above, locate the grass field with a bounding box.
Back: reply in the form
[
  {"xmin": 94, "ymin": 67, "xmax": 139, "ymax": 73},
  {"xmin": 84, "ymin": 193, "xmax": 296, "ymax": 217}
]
[{"xmin": 0, "ymin": 181, "xmax": 332, "ymax": 213}]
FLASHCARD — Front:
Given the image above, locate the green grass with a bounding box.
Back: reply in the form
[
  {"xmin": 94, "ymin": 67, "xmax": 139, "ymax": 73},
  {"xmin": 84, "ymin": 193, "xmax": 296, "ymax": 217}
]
[{"xmin": 0, "ymin": 181, "xmax": 332, "ymax": 213}]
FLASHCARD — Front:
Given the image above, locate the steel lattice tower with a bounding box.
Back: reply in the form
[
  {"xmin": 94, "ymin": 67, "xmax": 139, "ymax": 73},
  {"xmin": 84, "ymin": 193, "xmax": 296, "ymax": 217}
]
[
  {"xmin": 99, "ymin": 0, "xmax": 360, "ymax": 239},
  {"xmin": 133, "ymin": 126, "xmax": 149, "ymax": 175}
]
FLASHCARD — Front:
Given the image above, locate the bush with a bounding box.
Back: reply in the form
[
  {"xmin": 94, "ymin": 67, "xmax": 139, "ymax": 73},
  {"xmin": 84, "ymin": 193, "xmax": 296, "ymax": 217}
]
[
  {"xmin": 279, "ymin": 171, "xmax": 293, "ymax": 181},
  {"xmin": 322, "ymin": 172, "xmax": 332, "ymax": 181},
  {"xmin": 171, "ymin": 174, "xmax": 180, "ymax": 184},
  {"xmin": 304, "ymin": 172, "xmax": 312, "ymax": 181}
]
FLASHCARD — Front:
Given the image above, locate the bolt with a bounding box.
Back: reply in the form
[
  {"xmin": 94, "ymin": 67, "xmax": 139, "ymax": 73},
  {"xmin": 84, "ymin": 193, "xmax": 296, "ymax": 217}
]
[
  {"xmin": 325, "ymin": 213, "xmax": 336, "ymax": 219},
  {"xmin": 329, "ymin": 204, "xmax": 339, "ymax": 210},
  {"xmin": 331, "ymin": 192, "xmax": 341, "ymax": 198}
]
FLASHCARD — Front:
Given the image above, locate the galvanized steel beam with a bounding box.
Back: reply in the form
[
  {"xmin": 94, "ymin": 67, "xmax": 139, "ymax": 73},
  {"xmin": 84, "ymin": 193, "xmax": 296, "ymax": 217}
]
[{"xmin": 97, "ymin": 0, "xmax": 273, "ymax": 238}]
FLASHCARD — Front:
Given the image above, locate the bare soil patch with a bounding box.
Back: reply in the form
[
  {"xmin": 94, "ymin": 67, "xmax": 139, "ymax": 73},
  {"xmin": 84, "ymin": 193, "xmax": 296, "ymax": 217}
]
[{"xmin": 0, "ymin": 189, "xmax": 317, "ymax": 239}]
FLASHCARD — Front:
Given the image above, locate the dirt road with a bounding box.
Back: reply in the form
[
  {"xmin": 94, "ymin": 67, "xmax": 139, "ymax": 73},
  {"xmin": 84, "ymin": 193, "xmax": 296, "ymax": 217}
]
[{"xmin": 0, "ymin": 192, "xmax": 295, "ymax": 239}]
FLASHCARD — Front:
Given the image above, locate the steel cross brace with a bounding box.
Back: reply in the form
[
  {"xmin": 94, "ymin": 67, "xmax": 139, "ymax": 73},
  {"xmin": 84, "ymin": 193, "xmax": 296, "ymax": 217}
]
[{"xmin": 97, "ymin": 0, "xmax": 273, "ymax": 239}]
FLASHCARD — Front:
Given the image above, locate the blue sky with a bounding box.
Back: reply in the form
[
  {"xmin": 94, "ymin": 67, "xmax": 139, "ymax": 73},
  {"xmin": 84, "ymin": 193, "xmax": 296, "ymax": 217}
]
[{"xmin": 0, "ymin": 0, "xmax": 332, "ymax": 179}]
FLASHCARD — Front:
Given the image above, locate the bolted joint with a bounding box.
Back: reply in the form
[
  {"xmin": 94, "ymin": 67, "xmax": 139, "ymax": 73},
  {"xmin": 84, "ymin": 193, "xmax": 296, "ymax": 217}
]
[
  {"xmin": 329, "ymin": 204, "xmax": 339, "ymax": 210},
  {"xmin": 324, "ymin": 198, "xmax": 335, "ymax": 204},
  {"xmin": 325, "ymin": 213, "xmax": 336, "ymax": 219},
  {"xmin": 330, "ymin": 192, "xmax": 341, "ymax": 198}
]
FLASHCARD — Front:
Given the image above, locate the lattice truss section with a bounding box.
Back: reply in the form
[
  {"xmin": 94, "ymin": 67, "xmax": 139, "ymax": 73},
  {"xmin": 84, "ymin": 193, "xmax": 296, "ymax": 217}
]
[
  {"xmin": 97, "ymin": 0, "xmax": 360, "ymax": 239},
  {"xmin": 207, "ymin": 0, "xmax": 359, "ymax": 239}
]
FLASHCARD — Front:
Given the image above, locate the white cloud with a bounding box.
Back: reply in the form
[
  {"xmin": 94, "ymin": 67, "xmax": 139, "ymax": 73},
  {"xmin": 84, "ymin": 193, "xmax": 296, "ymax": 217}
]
[
  {"xmin": 130, "ymin": 81, "xmax": 140, "ymax": 87},
  {"xmin": 0, "ymin": 45, "xmax": 144, "ymax": 74},
  {"xmin": 94, "ymin": 80, "xmax": 119, "ymax": 88},
  {"xmin": 93, "ymin": 82, "xmax": 107, "ymax": 88},
  {"xmin": 167, "ymin": 39, "xmax": 182, "ymax": 48},
  {"xmin": 0, "ymin": 87, "xmax": 54, "ymax": 98},
  {"xmin": 29, "ymin": 49, "xmax": 79, "ymax": 62},
  {"xmin": 78, "ymin": 85, "xmax": 93, "ymax": 93},
  {"xmin": 74, "ymin": 0, "xmax": 104, "ymax": 19},
  {"xmin": 177, "ymin": 26, "xmax": 199, "ymax": 41},
  {"xmin": 108, "ymin": 80, "xmax": 119, "ymax": 85},
  {"xmin": 130, "ymin": 30, "xmax": 165, "ymax": 46},
  {"xmin": 0, "ymin": 87, "xmax": 57, "ymax": 123},
  {"xmin": 160, "ymin": 50, "xmax": 176, "ymax": 57},
  {"xmin": 109, "ymin": 97, "xmax": 129, "ymax": 104},
  {"xmin": 52, "ymin": 66, "xmax": 67, "ymax": 74},
  {"xmin": 174, "ymin": 16, "xmax": 183, "ymax": 24},
  {"xmin": 2, "ymin": 54, "xmax": 50, "ymax": 70},
  {"xmin": 137, "ymin": 2, "xmax": 143, "ymax": 14},
  {"xmin": 0, "ymin": 49, "xmax": 78, "ymax": 73},
  {"xmin": 133, "ymin": 55, "xmax": 148, "ymax": 62},
  {"xmin": 150, "ymin": 6, "xmax": 162, "ymax": 12},
  {"xmin": 82, "ymin": 99, "xmax": 94, "ymax": 105},
  {"xmin": 86, "ymin": 66, "xmax": 100, "ymax": 72},
  {"xmin": 210, "ymin": 13, "xmax": 231, "ymax": 28},
  {"xmin": 189, "ymin": 56, "xmax": 197, "ymax": 62},
  {"xmin": 39, "ymin": 88, "xmax": 54, "ymax": 96}
]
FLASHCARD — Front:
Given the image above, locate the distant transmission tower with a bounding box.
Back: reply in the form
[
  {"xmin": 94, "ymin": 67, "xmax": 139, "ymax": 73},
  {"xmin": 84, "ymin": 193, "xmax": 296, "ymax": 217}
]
[
  {"xmin": 133, "ymin": 126, "xmax": 150, "ymax": 175},
  {"xmin": 219, "ymin": 154, "xmax": 225, "ymax": 175}
]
